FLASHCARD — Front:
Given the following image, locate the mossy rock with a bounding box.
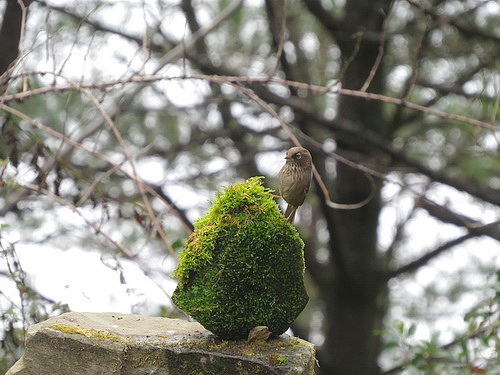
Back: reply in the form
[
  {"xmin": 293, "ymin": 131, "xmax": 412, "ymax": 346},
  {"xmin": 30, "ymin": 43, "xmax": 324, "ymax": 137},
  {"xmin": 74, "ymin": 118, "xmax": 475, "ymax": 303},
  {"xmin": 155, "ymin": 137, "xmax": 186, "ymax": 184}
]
[{"xmin": 172, "ymin": 176, "xmax": 308, "ymax": 340}]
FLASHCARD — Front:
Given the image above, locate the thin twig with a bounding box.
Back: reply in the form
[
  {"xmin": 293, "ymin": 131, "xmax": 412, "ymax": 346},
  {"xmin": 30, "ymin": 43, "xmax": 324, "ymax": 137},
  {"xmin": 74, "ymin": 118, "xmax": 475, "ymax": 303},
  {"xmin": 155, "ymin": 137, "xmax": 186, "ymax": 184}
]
[
  {"xmin": 360, "ymin": 2, "xmax": 394, "ymax": 92},
  {"xmin": 0, "ymin": 102, "xmax": 192, "ymax": 238},
  {"xmin": 76, "ymin": 85, "xmax": 177, "ymax": 259},
  {"xmin": 267, "ymin": 0, "xmax": 289, "ymax": 78},
  {"xmin": 21, "ymin": 182, "xmax": 175, "ymax": 303},
  {"xmin": 2, "ymin": 71, "xmax": 497, "ymax": 132},
  {"xmin": 230, "ymin": 82, "xmax": 375, "ymax": 210},
  {"xmin": 155, "ymin": 0, "xmax": 244, "ymax": 69}
]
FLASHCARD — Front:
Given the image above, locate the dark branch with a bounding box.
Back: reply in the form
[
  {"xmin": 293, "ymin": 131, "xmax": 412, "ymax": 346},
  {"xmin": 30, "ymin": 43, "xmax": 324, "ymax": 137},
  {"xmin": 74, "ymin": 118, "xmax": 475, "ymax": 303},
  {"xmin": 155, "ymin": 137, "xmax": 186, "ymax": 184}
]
[
  {"xmin": 151, "ymin": 184, "xmax": 194, "ymax": 233},
  {"xmin": 406, "ymin": 0, "xmax": 500, "ymax": 44},
  {"xmin": 180, "ymin": 0, "xmax": 207, "ymax": 54},
  {"xmin": 0, "ymin": 0, "xmax": 24, "ymax": 77},
  {"xmin": 35, "ymin": 0, "xmax": 166, "ymax": 52},
  {"xmin": 302, "ymin": 0, "xmax": 346, "ymax": 37},
  {"xmin": 418, "ymin": 198, "xmax": 500, "ymax": 242},
  {"xmin": 307, "ymin": 116, "xmax": 500, "ymax": 207},
  {"xmin": 384, "ymin": 233, "xmax": 476, "ymax": 280},
  {"xmin": 184, "ymin": 47, "xmax": 500, "ymax": 207}
]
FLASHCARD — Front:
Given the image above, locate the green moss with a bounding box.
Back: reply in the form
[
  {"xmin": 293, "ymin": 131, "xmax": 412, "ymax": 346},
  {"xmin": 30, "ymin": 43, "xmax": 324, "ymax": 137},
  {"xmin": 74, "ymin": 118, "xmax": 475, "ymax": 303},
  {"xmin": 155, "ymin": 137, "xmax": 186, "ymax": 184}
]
[
  {"xmin": 172, "ymin": 176, "xmax": 308, "ymax": 340},
  {"xmin": 269, "ymin": 353, "xmax": 288, "ymax": 366}
]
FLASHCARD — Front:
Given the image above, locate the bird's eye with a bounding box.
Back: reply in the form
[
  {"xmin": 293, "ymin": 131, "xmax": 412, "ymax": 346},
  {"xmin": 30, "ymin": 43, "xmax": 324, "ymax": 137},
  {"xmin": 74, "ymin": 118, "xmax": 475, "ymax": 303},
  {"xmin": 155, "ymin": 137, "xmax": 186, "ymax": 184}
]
[{"xmin": 295, "ymin": 152, "xmax": 302, "ymax": 159}]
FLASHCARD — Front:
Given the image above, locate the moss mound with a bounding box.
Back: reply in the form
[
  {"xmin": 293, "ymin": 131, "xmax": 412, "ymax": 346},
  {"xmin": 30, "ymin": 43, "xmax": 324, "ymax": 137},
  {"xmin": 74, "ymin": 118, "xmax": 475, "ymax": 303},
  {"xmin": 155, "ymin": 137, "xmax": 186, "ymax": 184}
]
[{"xmin": 171, "ymin": 176, "xmax": 308, "ymax": 340}]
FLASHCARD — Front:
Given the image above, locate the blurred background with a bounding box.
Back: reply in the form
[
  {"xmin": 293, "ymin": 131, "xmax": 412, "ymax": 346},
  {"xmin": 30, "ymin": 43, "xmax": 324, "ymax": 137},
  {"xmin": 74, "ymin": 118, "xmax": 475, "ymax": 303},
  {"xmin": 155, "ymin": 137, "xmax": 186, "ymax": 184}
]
[{"xmin": 0, "ymin": 1, "xmax": 499, "ymax": 374}]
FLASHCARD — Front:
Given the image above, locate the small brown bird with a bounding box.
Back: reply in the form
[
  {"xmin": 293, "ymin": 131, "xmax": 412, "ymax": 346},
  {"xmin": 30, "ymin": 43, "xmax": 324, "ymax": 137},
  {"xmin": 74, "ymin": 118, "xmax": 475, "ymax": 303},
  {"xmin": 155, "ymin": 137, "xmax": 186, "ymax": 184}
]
[{"xmin": 278, "ymin": 147, "xmax": 313, "ymax": 224}]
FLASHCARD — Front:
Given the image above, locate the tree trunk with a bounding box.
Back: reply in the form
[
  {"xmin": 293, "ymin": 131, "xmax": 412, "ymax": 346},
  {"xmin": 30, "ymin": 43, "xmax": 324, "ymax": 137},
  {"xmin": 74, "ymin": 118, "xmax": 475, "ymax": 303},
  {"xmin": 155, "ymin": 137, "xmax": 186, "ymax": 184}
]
[
  {"xmin": 317, "ymin": 1, "xmax": 390, "ymax": 374},
  {"xmin": 0, "ymin": 0, "xmax": 24, "ymax": 77}
]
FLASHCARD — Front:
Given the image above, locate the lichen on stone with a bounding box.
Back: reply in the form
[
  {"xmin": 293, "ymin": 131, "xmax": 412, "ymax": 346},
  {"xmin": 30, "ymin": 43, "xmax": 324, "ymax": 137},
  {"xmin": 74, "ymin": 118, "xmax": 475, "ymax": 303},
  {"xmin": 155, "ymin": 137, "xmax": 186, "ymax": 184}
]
[
  {"xmin": 171, "ymin": 176, "xmax": 308, "ymax": 340},
  {"xmin": 49, "ymin": 324, "xmax": 130, "ymax": 343}
]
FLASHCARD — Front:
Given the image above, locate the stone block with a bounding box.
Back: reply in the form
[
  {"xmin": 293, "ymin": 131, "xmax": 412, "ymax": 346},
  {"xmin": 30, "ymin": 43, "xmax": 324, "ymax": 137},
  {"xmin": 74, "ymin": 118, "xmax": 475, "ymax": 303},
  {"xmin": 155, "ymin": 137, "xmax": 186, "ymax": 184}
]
[{"xmin": 7, "ymin": 312, "xmax": 316, "ymax": 375}]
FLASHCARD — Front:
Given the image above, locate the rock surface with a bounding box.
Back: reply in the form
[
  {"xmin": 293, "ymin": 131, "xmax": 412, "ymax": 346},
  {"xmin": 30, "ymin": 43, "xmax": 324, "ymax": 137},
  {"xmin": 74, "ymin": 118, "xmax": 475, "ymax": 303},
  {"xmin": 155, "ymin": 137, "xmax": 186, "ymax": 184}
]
[{"xmin": 7, "ymin": 312, "xmax": 316, "ymax": 375}]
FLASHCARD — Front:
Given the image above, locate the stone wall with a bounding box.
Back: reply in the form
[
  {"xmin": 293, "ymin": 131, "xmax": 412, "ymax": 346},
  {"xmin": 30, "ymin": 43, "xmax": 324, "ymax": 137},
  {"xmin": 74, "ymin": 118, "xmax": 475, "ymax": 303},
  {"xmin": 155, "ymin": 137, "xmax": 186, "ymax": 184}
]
[{"xmin": 7, "ymin": 312, "xmax": 316, "ymax": 374}]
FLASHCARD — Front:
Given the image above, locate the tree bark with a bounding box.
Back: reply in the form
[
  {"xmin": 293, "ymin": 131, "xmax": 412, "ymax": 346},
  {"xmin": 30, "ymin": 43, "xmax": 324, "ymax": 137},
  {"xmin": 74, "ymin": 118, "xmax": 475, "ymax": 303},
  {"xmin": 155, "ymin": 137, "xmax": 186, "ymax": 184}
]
[
  {"xmin": 315, "ymin": 1, "xmax": 390, "ymax": 374},
  {"xmin": 0, "ymin": 0, "xmax": 24, "ymax": 77}
]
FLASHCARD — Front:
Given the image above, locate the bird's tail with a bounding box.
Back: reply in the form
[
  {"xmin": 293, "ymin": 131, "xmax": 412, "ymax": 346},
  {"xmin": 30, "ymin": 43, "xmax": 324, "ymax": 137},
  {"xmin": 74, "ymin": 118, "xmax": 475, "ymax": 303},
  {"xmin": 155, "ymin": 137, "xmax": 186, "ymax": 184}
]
[{"xmin": 284, "ymin": 204, "xmax": 297, "ymax": 224}]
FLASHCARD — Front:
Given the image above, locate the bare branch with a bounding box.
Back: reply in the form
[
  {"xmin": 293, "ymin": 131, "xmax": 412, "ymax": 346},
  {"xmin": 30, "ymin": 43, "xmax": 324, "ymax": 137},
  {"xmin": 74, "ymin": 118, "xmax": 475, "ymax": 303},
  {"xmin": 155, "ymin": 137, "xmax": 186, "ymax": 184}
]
[
  {"xmin": 384, "ymin": 233, "xmax": 476, "ymax": 280},
  {"xmin": 2, "ymin": 70, "xmax": 499, "ymax": 208},
  {"xmin": 20, "ymin": 182, "xmax": 175, "ymax": 304},
  {"xmin": 406, "ymin": 0, "xmax": 500, "ymax": 44},
  {"xmin": 77, "ymin": 85, "xmax": 178, "ymax": 260},
  {"xmin": 154, "ymin": 0, "xmax": 243, "ymax": 70},
  {"xmin": 264, "ymin": 0, "xmax": 289, "ymax": 77},
  {"xmin": 35, "ymin": 0, "xmax": 161, "ymax": 52},
  {"xmin": 418, "ymin": 198, "xmax": 500, "ymax": 242},
  {"xmin": 360, "ymin": 2, "xmax": 395, "ymax": 92},
  {"xmin": 2, "ymin": 72, "xmax": 496, "ymax": 132},
  {"xmin": 0, "ymin": 102, "xmax": 192, "ymax": 238}
]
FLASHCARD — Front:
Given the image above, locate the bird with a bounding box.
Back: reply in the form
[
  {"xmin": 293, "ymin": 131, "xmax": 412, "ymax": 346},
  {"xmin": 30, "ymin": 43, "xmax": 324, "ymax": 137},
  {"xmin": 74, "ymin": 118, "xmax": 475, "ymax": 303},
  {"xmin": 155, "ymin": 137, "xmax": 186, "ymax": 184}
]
[{"xmin": 278, "ymin": 146, "xmax": 313, "ymax": 224}]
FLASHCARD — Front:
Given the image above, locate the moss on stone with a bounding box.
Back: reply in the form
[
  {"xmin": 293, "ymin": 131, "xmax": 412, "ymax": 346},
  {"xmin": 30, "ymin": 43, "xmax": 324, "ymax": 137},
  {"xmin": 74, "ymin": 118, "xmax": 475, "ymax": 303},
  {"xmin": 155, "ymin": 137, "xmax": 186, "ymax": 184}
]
[
  {"xmin": 171, "ymin": 176, "xmax": 308, "ymax": 340},
  {"xmin": 269, "ymin": 353, "xmax": 288, "ymax": 367}
]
